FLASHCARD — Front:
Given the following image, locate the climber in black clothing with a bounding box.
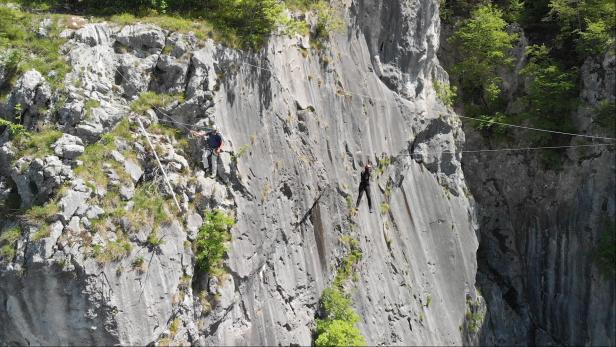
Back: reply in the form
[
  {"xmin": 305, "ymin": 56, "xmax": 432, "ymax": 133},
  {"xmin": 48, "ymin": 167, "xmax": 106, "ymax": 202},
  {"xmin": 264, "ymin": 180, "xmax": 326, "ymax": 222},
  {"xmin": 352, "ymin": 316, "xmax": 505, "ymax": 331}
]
[{"xmin": 356, "ymin": 162, "xmax": 373, "ymax": 213}]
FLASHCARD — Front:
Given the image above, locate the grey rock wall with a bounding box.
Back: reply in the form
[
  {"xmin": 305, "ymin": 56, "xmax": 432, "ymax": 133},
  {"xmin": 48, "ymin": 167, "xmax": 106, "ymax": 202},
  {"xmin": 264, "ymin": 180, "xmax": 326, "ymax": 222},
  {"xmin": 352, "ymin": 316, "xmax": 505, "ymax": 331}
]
[{"xmin": 0, "ymin": 0, "xmax": 484, "ymax": 345}]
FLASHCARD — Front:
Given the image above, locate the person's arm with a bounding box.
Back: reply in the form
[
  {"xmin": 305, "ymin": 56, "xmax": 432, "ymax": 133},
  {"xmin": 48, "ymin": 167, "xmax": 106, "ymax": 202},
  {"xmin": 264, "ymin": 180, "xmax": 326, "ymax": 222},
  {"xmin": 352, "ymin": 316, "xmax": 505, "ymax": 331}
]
[
  {"xmin": 190, "ymin": 130, "xmax": 206, "ymax": 137},
  {"xmin": 216, "ymin": 139, "xmax": 223, "ymax": 154}
]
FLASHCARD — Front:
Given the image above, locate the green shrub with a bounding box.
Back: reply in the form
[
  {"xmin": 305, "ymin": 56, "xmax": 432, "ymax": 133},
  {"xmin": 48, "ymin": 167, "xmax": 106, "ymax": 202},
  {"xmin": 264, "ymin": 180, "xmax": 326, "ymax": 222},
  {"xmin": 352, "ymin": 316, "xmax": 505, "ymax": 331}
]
[
  {"xmin": 315, "ymin": 287, "xmax": 365, "ymax": 346},
  {"xmin": 315, "ymin": 236, "xmax": 365, "ymax": 346},
  {"xmin": 319, "ymin": 287, "xmax": 359, "ymax": 323},
  {"xmin": 84, "ymin": 99, "xmax": 101, "ymax": 119},
  {"xmin": 194, "ymin": 210, "xmax": 235, "ymax": 276},
  {"xmin": 75, "ymin": 119, "xmax": 132, "ymax": 187},
  {"xmin": 11, "ymin": 0, "xmax": 343, "ymax": 49},
  {"xmin": 433, "ymin": 80, "xmax": 457, "ymax": 107},
  {"xmin": 311, "ymin": 1, "xmax": 344, "ymax": 41},
  {"xmin": 547, "ymin": 0, "xmax": 616, "ymax": 57},
  {"xmin": 375, "ymin": 156, "xmax": 391, "ymax": 176},
  {"xmin": 0, "ymin": 118, "xmax": 27, "ymax": 138},
  {"xmin": 0, "ymin": 244, "xmax": 16, "ymax": 261},
  {"xmin": 315, "ymin": 319, "xmax": 365, "ymax": 347},
  {"xmin": 334, "ymin": 236, "xmax": 362, "ymax": 287},
  {"xmin": 520, "ymin": 44, "xmax": 578, "ymax": 136},
  {"xmin": 132, "ymin": 255, "xmax": 145, "ymax": 268},
  {"xmin": 472, "ymin": 112, "xmax": 508, "ymax": 135},
  {"xmin": 233, "ymin": 144, "xmax": 251, "ymax": 160},
  {"xmin": 127, "ymin": 184, "xmax": 174, "ymax": 230}
]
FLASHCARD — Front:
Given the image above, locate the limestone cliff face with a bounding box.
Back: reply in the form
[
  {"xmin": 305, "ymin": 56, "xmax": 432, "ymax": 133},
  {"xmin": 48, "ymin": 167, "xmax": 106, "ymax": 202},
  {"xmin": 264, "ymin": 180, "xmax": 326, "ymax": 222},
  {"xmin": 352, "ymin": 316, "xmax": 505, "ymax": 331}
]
[
  {"xmin": 0, "ymin": 0, "xmax": 483, "ymax": 345},
  {"xmin": 459, "ymin": 45, "xmax": 616, "ymax": 346}
]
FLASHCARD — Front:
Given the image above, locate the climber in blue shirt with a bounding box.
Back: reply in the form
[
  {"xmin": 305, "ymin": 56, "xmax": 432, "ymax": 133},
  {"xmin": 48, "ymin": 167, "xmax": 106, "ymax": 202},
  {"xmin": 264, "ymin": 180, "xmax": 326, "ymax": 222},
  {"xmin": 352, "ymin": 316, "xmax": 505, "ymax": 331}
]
[{"xmin": 191, "ymin": 125, "xmax": 223, "ymax": 178}]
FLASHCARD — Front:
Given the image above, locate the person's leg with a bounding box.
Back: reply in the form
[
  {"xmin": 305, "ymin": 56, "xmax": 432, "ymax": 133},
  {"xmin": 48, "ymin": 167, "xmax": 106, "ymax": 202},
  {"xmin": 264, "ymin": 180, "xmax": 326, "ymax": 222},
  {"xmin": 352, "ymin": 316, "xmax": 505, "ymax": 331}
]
[
  {"xmin": 202, "ymin": 149, "xmax": 211, "ymax": 170},
  {"xmin": 210, "ymin": 151, "xmax": 218, "ymax": 178},
  {"xmin": 366, "ymin": 185, "xmax": 373, "ymax": 212},
  {"xmin": 356, "ymin": 184, "xmax": 365, "ymax": 208}
]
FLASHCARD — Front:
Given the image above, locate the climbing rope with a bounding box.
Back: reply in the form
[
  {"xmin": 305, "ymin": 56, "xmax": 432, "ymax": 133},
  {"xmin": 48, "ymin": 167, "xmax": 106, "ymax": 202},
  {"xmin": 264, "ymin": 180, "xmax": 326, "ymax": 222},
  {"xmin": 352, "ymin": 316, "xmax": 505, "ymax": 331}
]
[{"xmin": 135, "ymin": 116, "xmax": 182, "ymax": 211}]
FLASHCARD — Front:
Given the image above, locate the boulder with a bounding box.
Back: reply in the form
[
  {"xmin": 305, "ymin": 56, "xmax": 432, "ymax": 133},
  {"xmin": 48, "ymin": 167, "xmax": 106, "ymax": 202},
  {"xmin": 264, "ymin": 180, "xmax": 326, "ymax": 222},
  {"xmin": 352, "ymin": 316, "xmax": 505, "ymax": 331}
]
[
  {"xmin": 116, "ymin": 24, "xmax": 166, "ymax": 54},
  {"xmin": 74, "ymin": 121, "xmax": 105, "ymax": 142},
  {"xmin": 11, "ymin": 156, "xmax": 73, "ymax": 208},
  {"xmin": 52, "ymin": 134, "xmax": 85, "ymax": 159},
  {"xmin": 119, "ymin": 184, "xmax": 135, "ymax": 201},
  {"xmin": 166, "ymin": 32, "xmax": 197, "ymax": 58},
  {"xmin": 58, "ymin": 179, "xmax": 92, "ymax": 222},
  {"xmin": 58, "ymin": 99, "xmax": 84, "ymax": 127},
  {"xmin": 187, "ymin": 46, "xmax": 218, "ymax": 97},
  {"xmin": 117, "ymin": 53, "xmax": 158, "ymax": 98},
  {"xmin": 186, "ymin": 213, "xmax": 203, "ymax": 240},
  {"xmin": 85, "ymin": 205, "xmax": 105, "ymax": 220},
  {"xmin": 40, "ymin": 221, "xmax": 63, "ymax": 259},
  {"xmin": 150, "ymin": 55, "xmax": 189, "ymax": 94},
  {"xmin": 111, "ymin": 150, "xmax": 125, "ymax": 163},
  {"xmin": 123, "ymin": 159, "xmax": 143, "ymax": 183},
  {"xmin": 217, "ymin": 152, "xmax": 232, "ymax": 183},
  {"xmin": 74, "ymin": 23, "xmax": 117, "ymax": 47},
  {"xmin": 5, "ymin": 70, "xmax": 51, "ymax": 128}
]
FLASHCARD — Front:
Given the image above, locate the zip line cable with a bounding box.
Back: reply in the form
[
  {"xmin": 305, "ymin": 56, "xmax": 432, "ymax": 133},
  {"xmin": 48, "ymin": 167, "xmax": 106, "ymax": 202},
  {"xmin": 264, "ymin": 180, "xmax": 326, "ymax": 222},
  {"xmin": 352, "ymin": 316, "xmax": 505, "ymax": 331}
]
[
  {"xmin": 408, "ymin": 143, "xmax": 615, "ymax": 156},
  {"xmin": 456, "ymin": 115, "xmax": 616, "ymax": 141}
]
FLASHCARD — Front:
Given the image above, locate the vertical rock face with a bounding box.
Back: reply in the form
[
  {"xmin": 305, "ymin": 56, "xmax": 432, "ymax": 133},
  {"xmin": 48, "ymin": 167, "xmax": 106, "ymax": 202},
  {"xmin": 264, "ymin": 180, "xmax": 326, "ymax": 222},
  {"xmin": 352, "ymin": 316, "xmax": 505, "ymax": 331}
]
[
  {"xmin": 462, "ymin": 51, "xmax": 616, "ymax": 345},
  {"xmin": 0, "ymin": 1, "xmax": 484, "ymax": 345}
]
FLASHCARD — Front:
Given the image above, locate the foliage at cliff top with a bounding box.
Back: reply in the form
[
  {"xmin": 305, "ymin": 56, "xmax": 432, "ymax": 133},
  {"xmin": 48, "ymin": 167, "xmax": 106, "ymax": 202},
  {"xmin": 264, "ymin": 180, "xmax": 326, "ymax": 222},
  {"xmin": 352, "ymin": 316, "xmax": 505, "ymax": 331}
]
[
  {"xmin": 5, "ymin": 0, "xmax": 342, "ymax": 49},
  {"xmin": 448, "ymin": 4, "xmax": 517, "ymax": 112}
]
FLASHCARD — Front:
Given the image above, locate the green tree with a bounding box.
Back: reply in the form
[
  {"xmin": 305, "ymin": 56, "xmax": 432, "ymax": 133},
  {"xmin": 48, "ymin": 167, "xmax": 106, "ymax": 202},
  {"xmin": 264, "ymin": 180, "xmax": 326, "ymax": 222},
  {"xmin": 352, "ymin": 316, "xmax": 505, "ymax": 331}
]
[
  {"xmin": 449, "ymin": 4, "xmax": 518, "ymax": 112},
  {"xmin": 207, "ymin": 0, "xmax": 287, "ymax": 48},
  {"xmin": 520, "ymin": 44, "xmax": 578, "ymax": 137},
  {"xmin": 547, "ymin": 0, "xmax": 616, "ymax": 56}
]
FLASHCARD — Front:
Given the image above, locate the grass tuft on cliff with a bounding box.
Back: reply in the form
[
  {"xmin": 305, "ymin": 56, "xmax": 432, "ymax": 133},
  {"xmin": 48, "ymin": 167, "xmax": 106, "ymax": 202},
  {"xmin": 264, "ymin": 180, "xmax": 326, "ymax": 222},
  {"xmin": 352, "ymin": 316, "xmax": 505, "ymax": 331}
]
[
  {"xmin": 130, "ymin": 91, "xmax": 184, "ymax": 115},
  {"xmin": 0, "ymin": 225, "xmax": 22, "ymax": 263},
  {"xmin": 0, "ymin": 5, "xmax": 70, "ymax": 92}
]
